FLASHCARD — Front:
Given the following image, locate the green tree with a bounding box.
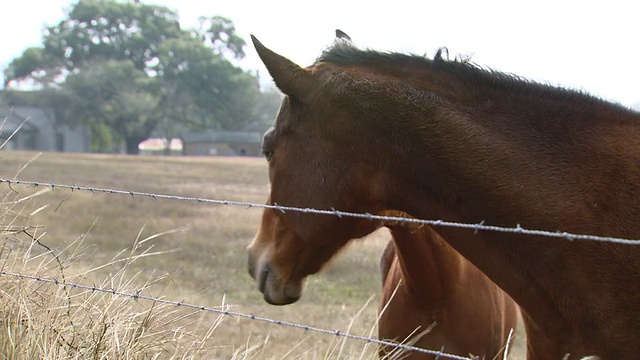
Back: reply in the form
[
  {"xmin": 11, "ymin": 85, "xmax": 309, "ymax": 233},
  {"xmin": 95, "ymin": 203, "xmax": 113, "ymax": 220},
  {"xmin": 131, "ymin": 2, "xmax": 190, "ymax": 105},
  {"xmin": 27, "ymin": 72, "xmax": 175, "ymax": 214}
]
[
  {"xmin": 3, "ymin": 47, "xmax": 49, "ymax": 87},
  {"xmin": 63, "ymin": 59, "xmax": 160, "ymax": 153},
  {"xmin": 5, "ymin": 0, "xmax": 182, "ymax": 85},
  {"xmin": 4, "ymin": 0, "xmax": 279, "ymax": 154},
  {"xmin": 196, "ymin": 15, "xmax": 246, "ymax": 60},
  {"xmin": 246, "ymin": 86, "xmax": 283, "ymax": 132}
]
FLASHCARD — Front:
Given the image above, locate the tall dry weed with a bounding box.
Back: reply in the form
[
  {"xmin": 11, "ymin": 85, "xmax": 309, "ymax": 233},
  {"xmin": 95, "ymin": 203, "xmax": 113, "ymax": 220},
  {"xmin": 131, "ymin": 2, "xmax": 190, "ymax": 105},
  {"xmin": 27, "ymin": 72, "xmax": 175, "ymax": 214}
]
[{"xmin": 0, "ymin": 165, "xmax": 228, "ymax": 359}]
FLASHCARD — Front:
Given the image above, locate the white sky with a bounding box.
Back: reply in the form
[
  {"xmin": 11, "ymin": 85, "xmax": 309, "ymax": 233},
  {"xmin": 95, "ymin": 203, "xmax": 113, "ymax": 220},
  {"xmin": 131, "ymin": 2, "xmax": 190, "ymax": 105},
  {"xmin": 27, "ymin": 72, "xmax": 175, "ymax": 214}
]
[{"xmin": 1, "ymin": 0, "xmax": 638, "ymax": 107}]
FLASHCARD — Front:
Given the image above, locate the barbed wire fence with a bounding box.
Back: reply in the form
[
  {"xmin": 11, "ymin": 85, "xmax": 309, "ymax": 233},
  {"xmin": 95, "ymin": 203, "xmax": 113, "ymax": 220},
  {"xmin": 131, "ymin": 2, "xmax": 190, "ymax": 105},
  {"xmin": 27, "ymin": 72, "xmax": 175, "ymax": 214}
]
[
  {"xmin": 0, "ymin": 269, "xmax": 471, "ymax": 360},
  {"xmin": 2, "ymin": 178, "xmax": 639, "ymax": 245},
  {"xmin": 1, "ymin": 177, "xmax": 639, "ymax": 360}
]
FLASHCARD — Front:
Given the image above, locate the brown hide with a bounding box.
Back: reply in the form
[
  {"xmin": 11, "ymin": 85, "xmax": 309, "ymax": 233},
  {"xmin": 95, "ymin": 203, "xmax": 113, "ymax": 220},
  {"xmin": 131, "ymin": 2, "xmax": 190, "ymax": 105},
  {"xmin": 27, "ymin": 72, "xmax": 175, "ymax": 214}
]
[
  {"xmin": 248, "ymin": 33, "xmax": 640, "ymax": 359},
  {"xmin": 378, "ymin": 221, "xmax": 518, "ymax": 359}
]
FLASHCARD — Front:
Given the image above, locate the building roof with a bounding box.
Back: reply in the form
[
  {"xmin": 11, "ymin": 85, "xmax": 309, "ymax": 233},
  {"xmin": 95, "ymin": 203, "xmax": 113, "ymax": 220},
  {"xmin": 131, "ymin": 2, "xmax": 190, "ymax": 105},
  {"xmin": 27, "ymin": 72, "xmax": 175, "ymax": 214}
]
[
  {"xmin": 0, "ymin": 106, "xmax": 40, "ymax": 134},
  {"xmin": 138, "ymin": 138, "xmax": 183, "ymax": 151},
  {"xmin": 181, "ymin": 131, "xmax": 262, "ymax": 143}
]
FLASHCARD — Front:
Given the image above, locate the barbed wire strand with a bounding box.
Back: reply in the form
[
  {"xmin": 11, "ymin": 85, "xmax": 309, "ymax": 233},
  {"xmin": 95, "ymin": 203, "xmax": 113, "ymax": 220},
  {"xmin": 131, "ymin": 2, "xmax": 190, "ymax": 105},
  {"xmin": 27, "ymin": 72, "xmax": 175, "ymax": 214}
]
[
  {"xmin": 0, "ymin": 269, "xmax": 473, "ymax": 360},
  {"xmin": 2, "ymin": 178, "xmax": 639, "ymax": 245}
]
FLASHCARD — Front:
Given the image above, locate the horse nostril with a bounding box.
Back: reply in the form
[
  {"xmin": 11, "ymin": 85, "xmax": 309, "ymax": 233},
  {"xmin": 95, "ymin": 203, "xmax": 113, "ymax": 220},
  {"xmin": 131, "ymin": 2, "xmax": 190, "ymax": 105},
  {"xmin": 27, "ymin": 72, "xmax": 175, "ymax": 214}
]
[
  {"xmin": 258, "ymin": 265, "xmax": 270, "ymax": 293},
  {"xmin": 247, "ymin": 251, "xmax": 257, "ymax": 280}
]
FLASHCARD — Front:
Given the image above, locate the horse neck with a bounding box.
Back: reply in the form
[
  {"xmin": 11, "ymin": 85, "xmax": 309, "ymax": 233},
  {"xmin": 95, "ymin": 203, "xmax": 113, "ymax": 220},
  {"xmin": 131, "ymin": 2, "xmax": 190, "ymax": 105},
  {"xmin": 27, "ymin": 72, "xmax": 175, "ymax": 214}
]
[
  {"xmin": 350, "ymin": 58, "xmax": 638, "ymax": 140},
  {"xmin": 386, "ymin": 223, "xmax": 464, "ymax": 304},
  {"xmin": 361, "ymin": 66, "xmax": 634, "ymax": 234},
  {"xmin": 358, "ymin": 64, "xmax": 640, "ymax": 344},
  {"xmin": 348, "ymin": 59, "xmax": 506, "ymax": 113}
]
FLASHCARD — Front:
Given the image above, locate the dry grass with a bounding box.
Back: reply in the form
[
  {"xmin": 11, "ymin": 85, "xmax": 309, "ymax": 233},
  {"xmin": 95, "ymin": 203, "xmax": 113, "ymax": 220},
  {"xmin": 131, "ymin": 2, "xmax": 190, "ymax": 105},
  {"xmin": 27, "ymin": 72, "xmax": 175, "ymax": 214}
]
[
  {"xmin": 0, "ymin": 150, "xmax": 526, "ymax": 359},
  {"xmin": 0, "ymin": 164, "xmax": 230, "ymax": 359}
]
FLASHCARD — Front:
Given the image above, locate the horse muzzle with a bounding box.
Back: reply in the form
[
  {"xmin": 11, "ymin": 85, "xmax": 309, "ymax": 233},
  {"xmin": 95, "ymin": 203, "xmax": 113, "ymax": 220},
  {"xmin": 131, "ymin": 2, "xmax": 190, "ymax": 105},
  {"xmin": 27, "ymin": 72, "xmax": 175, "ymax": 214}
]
[{"xmin": 247, "ymin": 251, "xmax": 302, "ymax": 305}]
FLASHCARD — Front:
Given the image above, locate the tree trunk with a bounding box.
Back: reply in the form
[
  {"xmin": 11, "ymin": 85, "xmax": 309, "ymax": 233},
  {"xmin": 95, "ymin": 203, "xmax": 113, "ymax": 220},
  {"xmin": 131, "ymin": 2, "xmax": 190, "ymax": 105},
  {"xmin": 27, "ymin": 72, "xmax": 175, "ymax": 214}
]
[{"xmin": 125, "ymin": 137, "xmax": 142, "ymax": 155}]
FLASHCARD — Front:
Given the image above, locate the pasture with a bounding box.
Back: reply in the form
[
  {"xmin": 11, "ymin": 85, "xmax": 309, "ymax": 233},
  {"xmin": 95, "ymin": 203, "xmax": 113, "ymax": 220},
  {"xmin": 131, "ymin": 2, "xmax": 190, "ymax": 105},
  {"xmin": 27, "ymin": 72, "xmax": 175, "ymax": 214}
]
[{"xmin": 0, "ymin": 151, "xmax": 525, "ymax": 358}]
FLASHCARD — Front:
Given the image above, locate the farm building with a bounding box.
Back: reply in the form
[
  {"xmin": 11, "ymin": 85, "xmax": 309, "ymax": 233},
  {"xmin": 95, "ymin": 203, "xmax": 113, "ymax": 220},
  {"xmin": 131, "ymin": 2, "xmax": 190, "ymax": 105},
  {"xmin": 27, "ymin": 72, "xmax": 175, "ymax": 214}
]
[
  {"xmin": 138, "ymin": 138, "xmax": 183, "ymax": 156},
  {"xmin": 0, "ymin": 105, "xmax": 90, "ymax": 152},
  {"xmin": 181, "ymin": 131, "xmax": 262, "ymax": 156}
]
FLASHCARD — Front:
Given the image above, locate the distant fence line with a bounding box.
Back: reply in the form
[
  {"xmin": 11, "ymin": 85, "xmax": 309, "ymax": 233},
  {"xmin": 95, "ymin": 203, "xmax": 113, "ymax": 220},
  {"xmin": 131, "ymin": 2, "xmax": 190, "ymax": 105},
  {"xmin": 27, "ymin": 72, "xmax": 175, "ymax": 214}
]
[
  {"xmin": 1, "ymin": 178, "xmax": 640, "ymax": 245},
  {"xmin": 0, "ymin": 269, "xmax": 473, "ymax": 360}
]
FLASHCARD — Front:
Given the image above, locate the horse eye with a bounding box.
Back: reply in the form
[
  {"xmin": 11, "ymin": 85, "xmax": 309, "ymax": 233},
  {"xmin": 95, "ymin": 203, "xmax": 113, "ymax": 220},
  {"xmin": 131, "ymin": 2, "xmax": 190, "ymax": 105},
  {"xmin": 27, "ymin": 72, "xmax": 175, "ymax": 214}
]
[{"xmin": 263, "ymin": 151, "xmax": 274, "ymax": 161}]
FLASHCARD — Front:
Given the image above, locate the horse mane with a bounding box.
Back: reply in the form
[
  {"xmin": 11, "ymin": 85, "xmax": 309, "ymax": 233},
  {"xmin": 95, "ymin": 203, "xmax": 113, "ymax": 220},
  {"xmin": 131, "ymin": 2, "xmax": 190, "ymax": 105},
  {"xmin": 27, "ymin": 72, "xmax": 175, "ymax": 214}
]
[
  {"xmin": 317, "ymin": 41, "xmax": 525, "ymax": 86},
  {"xmin": 316, "ymin": 41, "xmax": 633, "ymax": 115}
]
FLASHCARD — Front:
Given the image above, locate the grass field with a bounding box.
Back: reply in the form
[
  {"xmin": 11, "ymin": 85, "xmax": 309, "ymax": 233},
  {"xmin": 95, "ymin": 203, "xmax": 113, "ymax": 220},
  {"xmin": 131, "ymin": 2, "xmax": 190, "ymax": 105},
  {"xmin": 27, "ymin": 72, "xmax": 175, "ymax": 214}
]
[{"xmin": 0, "ymin": 150, "xmax": 525, "ymax": 359}]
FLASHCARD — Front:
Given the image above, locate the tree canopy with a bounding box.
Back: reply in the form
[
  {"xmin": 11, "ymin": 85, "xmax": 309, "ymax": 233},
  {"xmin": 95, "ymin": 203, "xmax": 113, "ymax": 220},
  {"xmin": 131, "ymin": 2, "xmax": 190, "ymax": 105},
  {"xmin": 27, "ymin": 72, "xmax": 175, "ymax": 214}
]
[{"xmin": 4, "ymin": 0, "xmax": 279, "ymax": 154}]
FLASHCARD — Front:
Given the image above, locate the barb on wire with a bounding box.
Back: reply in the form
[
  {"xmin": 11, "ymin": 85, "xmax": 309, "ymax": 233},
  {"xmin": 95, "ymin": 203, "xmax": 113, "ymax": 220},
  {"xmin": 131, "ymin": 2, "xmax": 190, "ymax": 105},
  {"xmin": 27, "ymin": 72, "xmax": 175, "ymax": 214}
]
[
  {"xmin": 0, "ymin": 269, "xmax": 472, "ymax": 360},
  {"xmin": 1, "ymin": 178, "xmax": 639, "ymax": 245},
  {"xmin": 2, "ymin": 178, "xmax": 640, "ymax": 245}
]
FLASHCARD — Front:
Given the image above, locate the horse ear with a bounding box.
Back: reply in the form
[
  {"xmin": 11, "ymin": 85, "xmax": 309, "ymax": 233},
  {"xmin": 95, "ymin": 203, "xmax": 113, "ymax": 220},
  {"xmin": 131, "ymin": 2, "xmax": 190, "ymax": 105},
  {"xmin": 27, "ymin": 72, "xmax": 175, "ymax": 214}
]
[
  {"xmin": 335, "ymin": 29, "xmax": 351, "ymax": 41},
  {"xmin": 251, "ymin": 35, "xmax": 310, "ymax": 98}
]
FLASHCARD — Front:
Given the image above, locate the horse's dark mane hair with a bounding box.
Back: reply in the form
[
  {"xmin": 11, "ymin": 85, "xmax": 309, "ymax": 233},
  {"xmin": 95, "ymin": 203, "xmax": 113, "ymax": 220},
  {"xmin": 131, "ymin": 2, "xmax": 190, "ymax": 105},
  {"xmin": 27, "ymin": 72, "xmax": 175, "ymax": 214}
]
[
  {"xmin": 316, "ymin": 41, "xmax": 632, "ymax": 113},
  {"xmin": 317, "ymin": 41, "xmax": 524, "ymax": 86}
]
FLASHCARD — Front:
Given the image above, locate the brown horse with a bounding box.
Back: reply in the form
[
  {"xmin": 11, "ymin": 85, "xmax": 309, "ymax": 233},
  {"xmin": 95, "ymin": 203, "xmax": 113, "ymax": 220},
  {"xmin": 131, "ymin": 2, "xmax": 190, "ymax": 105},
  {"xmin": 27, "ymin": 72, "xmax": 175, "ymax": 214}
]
[
  {"xmin": 247, "ymin": 30, "xmax": 640, "ymax": 359},
  {"xmin": 377, "ymin": 212, "xmax": 518, "ymax": 359}
]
